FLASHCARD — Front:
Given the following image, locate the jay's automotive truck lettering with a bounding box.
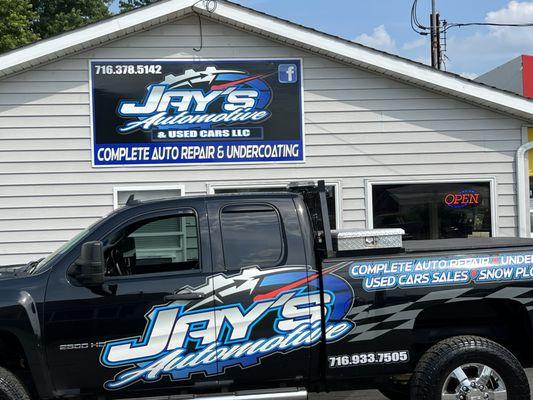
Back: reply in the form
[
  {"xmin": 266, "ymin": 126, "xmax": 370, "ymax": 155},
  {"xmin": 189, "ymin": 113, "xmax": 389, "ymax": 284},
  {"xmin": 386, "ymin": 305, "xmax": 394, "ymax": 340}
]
[{"xmin": 1, "ymin": 181, "xmax": 533, "ymax": 400}]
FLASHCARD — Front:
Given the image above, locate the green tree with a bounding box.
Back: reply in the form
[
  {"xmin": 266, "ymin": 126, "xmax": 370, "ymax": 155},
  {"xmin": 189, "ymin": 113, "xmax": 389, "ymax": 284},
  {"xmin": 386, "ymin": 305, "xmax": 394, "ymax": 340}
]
[
  {"xmin": 119, "ymin": 0, "xmax": 160, "ymax": 12},
  {"xmin": 0, "ymin": 0, "xmax": 39, "ymax": 53},
  {"xmin": 31, "ymin": 0, "xmax": 112, "ymax": 39}
]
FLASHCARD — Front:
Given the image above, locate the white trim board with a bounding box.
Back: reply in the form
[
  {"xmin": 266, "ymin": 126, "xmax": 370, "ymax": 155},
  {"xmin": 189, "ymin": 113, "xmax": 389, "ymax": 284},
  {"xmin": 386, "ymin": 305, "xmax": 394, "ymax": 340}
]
[
  {"xmin": 0, "ymin": 0, "xmax": 530, "ymax": 121},
  {"xmin": 0, "ymin": 0, "xmax": 197, "ymax": 77},
  {"xmin": 113, "ymin": 184, "xmax": 186, "ymax": 209}
]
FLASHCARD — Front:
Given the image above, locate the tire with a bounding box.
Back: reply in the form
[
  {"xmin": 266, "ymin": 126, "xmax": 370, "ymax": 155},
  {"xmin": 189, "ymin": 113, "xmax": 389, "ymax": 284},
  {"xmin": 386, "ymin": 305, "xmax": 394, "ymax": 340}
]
[
  {"xmin": 0, "ymin": 366, "xmax": 30, "ymax": 400},
  {"xmin": 379, "ymin": 382, "xmax": 410, "ymax": 400},
  {"xmin": 411, "ymin": 336, "xmax": 530, "ymax": 400}
]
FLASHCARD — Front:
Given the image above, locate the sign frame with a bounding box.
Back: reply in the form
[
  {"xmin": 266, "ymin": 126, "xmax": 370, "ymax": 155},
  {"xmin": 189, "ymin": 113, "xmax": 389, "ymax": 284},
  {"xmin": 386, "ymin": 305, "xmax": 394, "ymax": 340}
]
[{"xmin": 88, "ymin": 58, "xmax": 306, "ymax": 168}]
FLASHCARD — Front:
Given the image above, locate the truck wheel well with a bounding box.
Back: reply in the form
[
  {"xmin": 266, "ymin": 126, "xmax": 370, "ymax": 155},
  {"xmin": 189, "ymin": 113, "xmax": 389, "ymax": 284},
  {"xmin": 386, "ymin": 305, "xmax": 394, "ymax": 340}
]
[
  {"xmin": 0, "ymin": 331, "xmax": 29, "ymax": 372},
  {"xmin": 412, "ymin": 299, "xmax": 533, "ymax": 365},
  {"xmin": 0, "ymin": 331, "xmax": 38, "ymax": 397}
]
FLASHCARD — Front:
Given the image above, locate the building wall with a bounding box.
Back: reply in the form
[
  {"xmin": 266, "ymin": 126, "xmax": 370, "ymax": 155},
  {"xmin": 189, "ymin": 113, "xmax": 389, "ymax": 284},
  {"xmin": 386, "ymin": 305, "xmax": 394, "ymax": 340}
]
[
  {"xmin": 0, "ymin": 16, "xmax": 525, "ymax": 264},
  {"xmin": 475, "ymin": 56, "xmax": 524, "ymax": 96}
]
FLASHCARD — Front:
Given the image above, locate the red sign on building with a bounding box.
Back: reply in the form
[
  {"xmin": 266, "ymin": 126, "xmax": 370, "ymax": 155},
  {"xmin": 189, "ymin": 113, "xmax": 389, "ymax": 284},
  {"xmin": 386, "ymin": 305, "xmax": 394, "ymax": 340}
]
[
  {"xmin": 523, "ymin": 55, "xmax": 533, "ymax": 99},
  {"xmin": 444, "ymin": 190, "xmax": 481, "ymax": 209}
]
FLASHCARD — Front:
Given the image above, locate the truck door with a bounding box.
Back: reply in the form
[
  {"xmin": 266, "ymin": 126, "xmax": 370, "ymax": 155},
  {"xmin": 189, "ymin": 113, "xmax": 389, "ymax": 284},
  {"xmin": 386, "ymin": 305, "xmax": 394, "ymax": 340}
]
[
  {"xmin": 43, "ymin": 203, "xmax": 220, "ymax": 397},
  {"xmin": 205, "ymin": 196, "xmax": 319, "ymax": 390}
]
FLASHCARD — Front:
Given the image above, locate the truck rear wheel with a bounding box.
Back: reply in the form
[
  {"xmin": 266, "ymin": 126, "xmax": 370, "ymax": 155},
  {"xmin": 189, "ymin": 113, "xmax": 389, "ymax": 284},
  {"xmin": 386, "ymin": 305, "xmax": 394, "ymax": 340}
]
[
  {"xmin": 0, "ymin": 366, "xmax": 30, "ymax": 400},
  {"xmin": 410, "ymin": 336, "xmax": 529, "ymax": 400}
]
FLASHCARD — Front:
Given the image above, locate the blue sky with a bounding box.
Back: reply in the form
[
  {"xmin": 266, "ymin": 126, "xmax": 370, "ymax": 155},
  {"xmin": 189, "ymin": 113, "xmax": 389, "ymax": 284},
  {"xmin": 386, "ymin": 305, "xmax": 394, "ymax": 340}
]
[{"xmin": 110, "ymin": 0, "xmax": 533, "ymax": 77}]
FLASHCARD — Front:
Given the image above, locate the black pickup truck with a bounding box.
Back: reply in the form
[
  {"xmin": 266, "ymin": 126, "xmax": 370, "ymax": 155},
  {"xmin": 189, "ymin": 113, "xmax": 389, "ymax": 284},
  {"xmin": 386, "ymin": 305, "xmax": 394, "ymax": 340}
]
[{"xmin": 1, "ymin": 181, "xmax": 533, "ymax": 400}]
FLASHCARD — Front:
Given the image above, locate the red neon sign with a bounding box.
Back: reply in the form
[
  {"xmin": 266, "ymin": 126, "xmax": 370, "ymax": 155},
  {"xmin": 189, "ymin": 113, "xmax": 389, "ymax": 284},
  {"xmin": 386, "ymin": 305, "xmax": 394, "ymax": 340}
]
[{"xmin": 444, "ymin": 190, "xmax": 480, "ymax": 209}]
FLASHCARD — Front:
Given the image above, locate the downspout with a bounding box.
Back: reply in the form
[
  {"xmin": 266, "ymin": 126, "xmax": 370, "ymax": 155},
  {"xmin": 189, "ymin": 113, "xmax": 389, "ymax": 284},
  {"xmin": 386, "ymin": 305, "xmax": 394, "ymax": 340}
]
[{"xmin": 516, "ymin": 141, "xmax": 533, "ymax": 237}]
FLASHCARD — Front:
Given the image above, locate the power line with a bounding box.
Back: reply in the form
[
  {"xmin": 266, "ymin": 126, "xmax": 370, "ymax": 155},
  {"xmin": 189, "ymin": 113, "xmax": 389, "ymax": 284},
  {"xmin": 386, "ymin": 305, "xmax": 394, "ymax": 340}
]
[
  {"xmin": 409, "ymin": 0, "xmax": 533, "ymax": 71},
  {"xmin": 410, "ymin": 0, "xmax": 441, "ymax": 68},
  {"xmin": 444, "ymin": 21, "xmax": 533, "ymax": 32},
  {"xmin": 410, "ymin": 0, "xmax": 430, "ymax": 35}
]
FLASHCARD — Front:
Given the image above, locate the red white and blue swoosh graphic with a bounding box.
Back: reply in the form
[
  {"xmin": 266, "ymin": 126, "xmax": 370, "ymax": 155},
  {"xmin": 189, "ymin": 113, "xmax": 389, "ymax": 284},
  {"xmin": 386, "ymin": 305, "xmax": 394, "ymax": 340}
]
[{"xmin": 100, "ymin": 265, "xmax": 354, "ymax": 390}]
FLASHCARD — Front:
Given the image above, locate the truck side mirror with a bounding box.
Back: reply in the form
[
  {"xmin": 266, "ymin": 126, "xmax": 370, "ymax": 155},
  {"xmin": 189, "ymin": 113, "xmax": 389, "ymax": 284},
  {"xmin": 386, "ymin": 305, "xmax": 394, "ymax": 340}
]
[{"xmin": 71, "ymin": 241, "xmax": 105, "ymax": 286}]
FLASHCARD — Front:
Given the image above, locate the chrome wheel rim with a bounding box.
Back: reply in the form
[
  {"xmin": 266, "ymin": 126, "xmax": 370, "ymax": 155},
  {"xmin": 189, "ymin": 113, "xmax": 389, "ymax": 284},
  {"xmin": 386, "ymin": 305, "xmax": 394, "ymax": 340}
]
[{"xmin": 441, "ymin": 363, "xmax": 507, "ymax": 400}]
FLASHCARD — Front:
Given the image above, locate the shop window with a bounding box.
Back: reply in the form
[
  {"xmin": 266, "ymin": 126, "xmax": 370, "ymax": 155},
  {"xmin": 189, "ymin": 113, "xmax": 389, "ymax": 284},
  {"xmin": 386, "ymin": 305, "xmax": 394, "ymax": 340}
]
[
  {"xmin": 371, "ymin": 182, "xmax": 492, "ymax": 240},
  {"xmin": 220, "ymin": 204, "xmax": 284, "ymax": 270},
  {"xmin": 213, "ymin": 184, "xmax": 338, "ymax": 229},
  {"xmin": 113, "ymin": 185, "xmax": 185, "ymax": 209},
  {"xmin": 104, "ymin": 213, "xmax": 199, "ymax": 276}
]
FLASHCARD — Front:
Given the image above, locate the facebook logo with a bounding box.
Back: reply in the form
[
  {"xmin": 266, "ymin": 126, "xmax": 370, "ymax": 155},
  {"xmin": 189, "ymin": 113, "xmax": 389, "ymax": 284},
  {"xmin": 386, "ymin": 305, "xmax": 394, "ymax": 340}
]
[{"xmin": 278, "ymin": 64, "xmax": 298, "ymax": 83}]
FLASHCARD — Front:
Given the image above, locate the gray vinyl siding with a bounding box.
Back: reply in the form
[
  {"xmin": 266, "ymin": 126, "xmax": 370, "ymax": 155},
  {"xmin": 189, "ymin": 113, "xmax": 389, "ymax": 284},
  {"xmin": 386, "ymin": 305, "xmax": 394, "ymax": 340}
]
[{"xmin": 0, "ymin": 16, "xmax": 525, "ymax": 264}]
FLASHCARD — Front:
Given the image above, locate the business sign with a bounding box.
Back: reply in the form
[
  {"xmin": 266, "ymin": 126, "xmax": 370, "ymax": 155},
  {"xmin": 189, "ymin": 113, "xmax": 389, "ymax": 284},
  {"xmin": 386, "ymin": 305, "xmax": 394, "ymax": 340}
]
[
  {"xmin": 90, "ymin": 59, "xmax": 304, "ymax": 166},
  {"xmin": 444, "ymin": 189, "xmax": 481, "ymax": 209}
]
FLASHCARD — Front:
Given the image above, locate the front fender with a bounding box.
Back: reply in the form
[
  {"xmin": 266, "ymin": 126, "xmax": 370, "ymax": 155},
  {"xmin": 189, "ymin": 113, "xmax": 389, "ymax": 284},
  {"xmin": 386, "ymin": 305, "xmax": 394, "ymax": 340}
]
[{"xmin": 0, "ymin": 272, "xmax": 55, "ymax": 398}]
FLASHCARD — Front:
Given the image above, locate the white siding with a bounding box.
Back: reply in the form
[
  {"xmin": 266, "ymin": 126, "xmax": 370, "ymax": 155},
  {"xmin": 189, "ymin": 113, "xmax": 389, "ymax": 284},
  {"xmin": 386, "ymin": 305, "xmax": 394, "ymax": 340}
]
[{"xmin": 0, "ymin": 16, "xmax": 525, "ymax": 264}]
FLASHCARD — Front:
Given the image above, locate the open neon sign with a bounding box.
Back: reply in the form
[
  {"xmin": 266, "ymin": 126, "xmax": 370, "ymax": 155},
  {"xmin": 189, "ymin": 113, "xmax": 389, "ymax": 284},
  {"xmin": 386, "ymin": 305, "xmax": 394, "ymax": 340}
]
[{"xmin": 444, "ymin": 189, "xmax": 480, "ymax": 209}]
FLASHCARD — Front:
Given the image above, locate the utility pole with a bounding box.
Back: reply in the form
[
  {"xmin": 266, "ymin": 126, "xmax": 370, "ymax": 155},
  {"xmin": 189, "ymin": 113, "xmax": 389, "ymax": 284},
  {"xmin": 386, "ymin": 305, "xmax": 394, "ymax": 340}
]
[{"xmin": 430, "ymin": 0, "xmax": 441, "ymax": 70}]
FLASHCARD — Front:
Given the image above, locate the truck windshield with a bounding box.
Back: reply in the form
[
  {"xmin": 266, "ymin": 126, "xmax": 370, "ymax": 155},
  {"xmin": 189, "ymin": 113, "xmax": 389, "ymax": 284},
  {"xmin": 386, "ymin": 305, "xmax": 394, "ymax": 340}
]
[{"xmin": 30, "ymin": 219, "xmax": 102, "ymax": 274}]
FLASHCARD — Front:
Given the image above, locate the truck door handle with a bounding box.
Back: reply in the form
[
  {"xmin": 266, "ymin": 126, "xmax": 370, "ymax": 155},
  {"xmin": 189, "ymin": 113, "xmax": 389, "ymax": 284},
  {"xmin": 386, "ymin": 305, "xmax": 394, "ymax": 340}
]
[{"xmin": 164, "ymin": 292, "xmax": 205, "ymax": 301}]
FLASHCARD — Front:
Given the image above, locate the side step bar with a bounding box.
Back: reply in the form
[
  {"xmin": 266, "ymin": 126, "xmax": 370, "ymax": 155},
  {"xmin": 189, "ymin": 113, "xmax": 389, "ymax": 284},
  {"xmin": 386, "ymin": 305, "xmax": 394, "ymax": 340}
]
[
  {"xmin": 121, "ymin": 388, "xmax": 308, "ymax": 400},
  {"xmin": 198, "ymin": 389, "xmax": 308, "ymax": 400}
]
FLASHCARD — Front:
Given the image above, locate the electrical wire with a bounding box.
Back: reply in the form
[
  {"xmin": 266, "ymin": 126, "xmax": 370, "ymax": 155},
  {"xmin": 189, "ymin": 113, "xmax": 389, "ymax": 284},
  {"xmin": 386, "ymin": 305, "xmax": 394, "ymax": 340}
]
[
  {"xmin": 204, "ymin": 0, "xmax": 217, "ymax": 12},
  {"xmin": 443, "ymin": 21, "xmax": 533, "ymax": 33},
  {"xmin": 192, "ymin": 0, "xmax": 217, "ymax": 52},
  {"xmin": 412, "ymin": 0, "xmax": 426, "ymax": 29},
  {"xmin": 410, "ymin": 0, "xmax": 430, "ymax": 35},
  {"xmin": 411, "ymin": 0, "xmax": 533, "ymax": 36},
  {"xmin": 193, "ymin": 12, "xmax": 203, "ymax": 52}
]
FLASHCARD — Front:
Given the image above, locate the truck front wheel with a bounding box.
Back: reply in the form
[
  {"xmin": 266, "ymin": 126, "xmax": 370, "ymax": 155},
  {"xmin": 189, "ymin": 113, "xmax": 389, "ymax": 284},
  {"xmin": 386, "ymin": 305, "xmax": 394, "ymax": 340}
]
[
  {"xmin": 411, "ymin": 336, "xmax": 529, "ymax": 400},
  {"xmin": 0, "ymin": 366, "xmax": 31, "ymax": 400}
]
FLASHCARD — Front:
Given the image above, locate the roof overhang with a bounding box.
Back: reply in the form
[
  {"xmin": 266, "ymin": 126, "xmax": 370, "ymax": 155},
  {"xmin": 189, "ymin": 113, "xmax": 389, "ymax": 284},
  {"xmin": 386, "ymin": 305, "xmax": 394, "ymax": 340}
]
[
  {"xmin": 0, "ymin": 0, "xmax": 198, "ymax": 77},
  {"xmin": 0, "ymin": 0, "xmax": 532, "ymax": 122}
]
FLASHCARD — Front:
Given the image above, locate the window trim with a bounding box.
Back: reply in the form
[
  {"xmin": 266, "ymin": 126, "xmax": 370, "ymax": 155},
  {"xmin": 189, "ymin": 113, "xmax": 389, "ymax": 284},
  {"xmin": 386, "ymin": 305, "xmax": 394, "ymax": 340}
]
[
  {"xmin": 101, "ymin": 207, "xmax": 202, "ymax": 279},
  {"xmin": 112, "ymin": 184, "xmax": 186, "ymax": 209},
  {"xmin": 523, "ymin": 125, "xmax": 533, "ymax": 237},
  {"xmin": 219, "ymin": 202, "xmax": 286, "ymax": 271},
  {"xmin": 207, "ymin": 180, "xmax": 342, "ymax": 228},
  {"xmin": 365, "ymin": 178, "xmax": 498, "ymax": 237}
]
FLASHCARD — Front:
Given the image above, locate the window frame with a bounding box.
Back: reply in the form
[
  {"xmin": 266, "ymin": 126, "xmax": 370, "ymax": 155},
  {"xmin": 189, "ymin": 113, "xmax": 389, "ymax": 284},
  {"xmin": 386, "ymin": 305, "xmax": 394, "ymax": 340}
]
[
  {"xmin": 101, "ymin": 207, "xmax": 202, "ymax": 280},
  {"xmin": 525, "ymin": 125, "xmax": 533, "ymax": 237},
  {"xmin": 365, "ymin": 178, "xmax": 498, "ymax": 238},
  {"xmin": 112, "ymin": 184, "xmax": 186, "ymax": 210},
  {"xmin": 219, "ymin": 202, "xmax": 287, "ymax": 271},
  {"xmin": 207, "ymin": 180, "xmax": 342, "ymax": 229}
]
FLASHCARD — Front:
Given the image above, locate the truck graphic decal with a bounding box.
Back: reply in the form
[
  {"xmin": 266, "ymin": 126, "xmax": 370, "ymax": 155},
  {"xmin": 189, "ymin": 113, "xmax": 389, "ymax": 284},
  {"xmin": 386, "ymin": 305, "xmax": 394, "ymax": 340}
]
[
  {"xmin": 100, "ymin": 266, "xmax": 354, "ymax": 390},
  {"xmin": 344, "ymin": 286, "xmax": 533, "ymax": 343},
  {"xmin": 349, "ymin": 251, "xmax": 533, "ymax": 291}
]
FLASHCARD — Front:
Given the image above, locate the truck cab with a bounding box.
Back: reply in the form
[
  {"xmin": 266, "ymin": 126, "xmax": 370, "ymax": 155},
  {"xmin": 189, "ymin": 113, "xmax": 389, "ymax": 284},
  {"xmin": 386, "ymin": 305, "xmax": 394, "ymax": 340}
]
[{"xmin": 44, "ymin": 192, "xmax": 324, "ymax": 398}]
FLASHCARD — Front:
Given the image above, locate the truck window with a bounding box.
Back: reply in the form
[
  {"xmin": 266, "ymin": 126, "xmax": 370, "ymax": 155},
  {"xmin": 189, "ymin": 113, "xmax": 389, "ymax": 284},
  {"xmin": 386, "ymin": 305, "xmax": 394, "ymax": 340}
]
[
  {"xmin": 220, "ymin": 204, "xmax": 284, "ymax": 270},
  {"xmin": 213, "ymin": 184, "xmax": 338, "ymax": 229},
  {"xmin": 104, "ymin": 213, "xmax": 199, "ymax": 276}
]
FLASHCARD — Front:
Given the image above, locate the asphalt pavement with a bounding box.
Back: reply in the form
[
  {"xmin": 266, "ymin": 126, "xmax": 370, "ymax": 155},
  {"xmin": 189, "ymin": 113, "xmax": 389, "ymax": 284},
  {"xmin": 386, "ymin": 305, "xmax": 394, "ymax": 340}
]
[
  {"xmin": 132, "ymin": 369, "xmax": 533, "ymax": 399},
  {"xmin": 309, "ymin": 368, "xmax": 533, "ymax": 399}
]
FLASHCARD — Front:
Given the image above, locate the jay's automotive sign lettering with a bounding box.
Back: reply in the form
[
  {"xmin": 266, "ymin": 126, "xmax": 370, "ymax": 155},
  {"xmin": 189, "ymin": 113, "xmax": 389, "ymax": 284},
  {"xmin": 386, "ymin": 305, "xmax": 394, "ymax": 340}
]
[
  {"xmin": 90, "ymin": 60, "xmax": 304, "ymax": 166},
  {"xmin": 100, "ymin": 266, "xmax": 354, "ymax": 390}
]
